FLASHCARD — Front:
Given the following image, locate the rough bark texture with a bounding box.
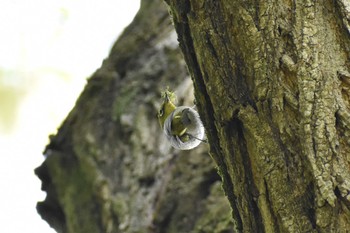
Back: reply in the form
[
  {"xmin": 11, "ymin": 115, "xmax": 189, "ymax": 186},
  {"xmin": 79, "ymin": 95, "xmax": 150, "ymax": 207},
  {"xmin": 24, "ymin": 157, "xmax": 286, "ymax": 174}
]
[
  {"xmin": 35, "ymin": 1, "xmax": 234, "ymax": 233},
  {"xmin": 165, "ymin": 0, "xmax": 350, "ymax": 232}
]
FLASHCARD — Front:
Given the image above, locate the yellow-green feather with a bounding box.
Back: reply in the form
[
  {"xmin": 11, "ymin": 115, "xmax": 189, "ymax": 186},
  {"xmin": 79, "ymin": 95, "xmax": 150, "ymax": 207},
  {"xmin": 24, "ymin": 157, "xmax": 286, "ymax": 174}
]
[
  {"xmin": 157, "ymin": 90, "xmax": 188, "ymax": 141},
  {"xmin": 157, "ymin": 100, "xmax": 176, "ymax": 128}
]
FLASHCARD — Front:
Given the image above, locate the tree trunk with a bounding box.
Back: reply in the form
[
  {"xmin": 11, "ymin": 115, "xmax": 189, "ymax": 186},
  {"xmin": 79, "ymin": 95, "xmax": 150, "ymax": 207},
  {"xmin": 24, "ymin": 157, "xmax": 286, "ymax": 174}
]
[
  {"xmin": 165, "ymin": 0, "xmax": 350, "ymax": 232},
  {"xmin": 35, "ymin": 1, "xmax": 234, "ymax": 233}
]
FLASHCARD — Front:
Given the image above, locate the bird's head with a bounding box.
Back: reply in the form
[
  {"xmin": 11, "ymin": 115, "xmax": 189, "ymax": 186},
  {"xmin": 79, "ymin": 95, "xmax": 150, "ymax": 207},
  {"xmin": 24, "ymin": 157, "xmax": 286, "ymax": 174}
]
[{"xmin": 157, "ymin": 90, "xmax": 177, "ymax": 129}]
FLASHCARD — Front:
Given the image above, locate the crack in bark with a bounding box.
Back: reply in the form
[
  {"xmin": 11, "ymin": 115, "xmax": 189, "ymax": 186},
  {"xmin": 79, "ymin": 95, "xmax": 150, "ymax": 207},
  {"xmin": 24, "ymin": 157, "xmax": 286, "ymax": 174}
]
[
  {"xmin": 237, "ymin": 119, "xmax": 265, "ymax": 232},
  {"xmin": 263, "ymin": 179, "xmax": 279, "ymax": 232}
]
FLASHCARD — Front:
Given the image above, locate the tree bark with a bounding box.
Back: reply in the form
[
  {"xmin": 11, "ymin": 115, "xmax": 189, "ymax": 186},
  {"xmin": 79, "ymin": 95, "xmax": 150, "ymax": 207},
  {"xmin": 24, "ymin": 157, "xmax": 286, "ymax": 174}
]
[
  {"xmin": 165, "ymin": 0, "xmax": 350, "ymax": 232},
  {"xmin": 35, "ymin": 1, "xmax": 234, "ymax": 233}
]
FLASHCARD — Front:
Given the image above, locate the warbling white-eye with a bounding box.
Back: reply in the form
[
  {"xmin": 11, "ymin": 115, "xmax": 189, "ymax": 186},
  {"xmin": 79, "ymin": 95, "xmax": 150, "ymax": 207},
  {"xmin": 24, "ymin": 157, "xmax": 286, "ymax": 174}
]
[{"xmin": 157, "ymin": 90, "xmax": 205, "ymax": 150}]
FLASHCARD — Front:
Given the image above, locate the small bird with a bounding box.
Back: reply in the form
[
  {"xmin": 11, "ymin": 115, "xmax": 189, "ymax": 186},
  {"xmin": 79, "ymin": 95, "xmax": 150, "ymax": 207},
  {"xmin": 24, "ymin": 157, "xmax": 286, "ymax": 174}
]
[{"xmin": 157, "ymin": 90, "xmax": 206, "ymax": 150}]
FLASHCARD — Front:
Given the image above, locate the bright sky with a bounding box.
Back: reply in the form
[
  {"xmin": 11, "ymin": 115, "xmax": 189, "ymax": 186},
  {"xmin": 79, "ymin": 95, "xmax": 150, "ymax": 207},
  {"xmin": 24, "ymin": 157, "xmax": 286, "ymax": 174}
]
[{"xmin": 0, "ymin": 1, "xmax": 140, "ymax": 232}]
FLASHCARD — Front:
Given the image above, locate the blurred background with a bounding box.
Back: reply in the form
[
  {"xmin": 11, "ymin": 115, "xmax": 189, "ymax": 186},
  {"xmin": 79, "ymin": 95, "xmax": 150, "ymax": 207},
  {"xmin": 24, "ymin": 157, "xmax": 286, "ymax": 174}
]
[{"xmin": 0, "ymin": 0, "xmax": 140, "ymax": 232}]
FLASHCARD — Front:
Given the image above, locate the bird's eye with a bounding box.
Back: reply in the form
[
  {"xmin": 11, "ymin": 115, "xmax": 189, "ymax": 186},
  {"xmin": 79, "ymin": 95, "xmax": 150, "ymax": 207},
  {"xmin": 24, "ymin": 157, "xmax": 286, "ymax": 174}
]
[{"xmin": 158, "ymin": 108, "xmax": 164, "ymax": 117}]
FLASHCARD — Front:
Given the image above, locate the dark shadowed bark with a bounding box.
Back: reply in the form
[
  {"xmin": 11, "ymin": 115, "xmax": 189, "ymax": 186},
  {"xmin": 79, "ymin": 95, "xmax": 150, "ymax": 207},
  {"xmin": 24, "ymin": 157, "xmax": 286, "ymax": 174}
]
[
  {"xmin": 35, "ymin": 1, "xmax": 233, "ymax": 233},
  {"xmin": 165, "ymin": 0, "xmax": 350, "ymax": 232}
]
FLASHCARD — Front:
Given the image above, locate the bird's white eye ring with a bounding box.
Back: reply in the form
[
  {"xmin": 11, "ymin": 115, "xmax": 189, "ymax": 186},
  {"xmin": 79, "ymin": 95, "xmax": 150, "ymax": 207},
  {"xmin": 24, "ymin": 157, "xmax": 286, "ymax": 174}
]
[{"xmin": 158, "ymin": 108, "xmax": 164, "ymax": 117}]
